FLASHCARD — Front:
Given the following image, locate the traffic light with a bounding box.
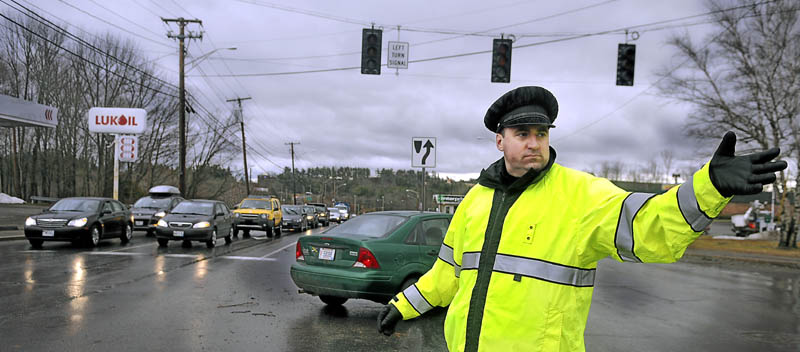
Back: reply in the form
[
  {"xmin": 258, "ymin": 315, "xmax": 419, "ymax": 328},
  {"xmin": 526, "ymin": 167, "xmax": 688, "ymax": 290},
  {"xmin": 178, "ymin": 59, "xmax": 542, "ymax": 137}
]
[
  {"xmin": 361, "ymin": 28, "xmax": 382, "ymax": 75},
  {"xmin": 616, "ymin": 43, "xmax": 636, "ymax": 86},
  {"xmin": 491, "ymin": 38, "xmax": 512, "ymax": 83}
]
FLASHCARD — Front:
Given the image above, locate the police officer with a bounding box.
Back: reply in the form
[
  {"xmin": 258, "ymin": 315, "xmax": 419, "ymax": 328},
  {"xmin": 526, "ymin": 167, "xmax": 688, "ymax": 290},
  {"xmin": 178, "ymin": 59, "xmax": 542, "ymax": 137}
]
[{"xmin": 377, "ymin": 86, "xmax": 786, "ymax": 351}]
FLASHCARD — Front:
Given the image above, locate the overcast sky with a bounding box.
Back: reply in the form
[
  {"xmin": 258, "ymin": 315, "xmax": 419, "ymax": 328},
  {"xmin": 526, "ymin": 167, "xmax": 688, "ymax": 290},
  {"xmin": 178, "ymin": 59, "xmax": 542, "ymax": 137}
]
[{"xmin": 10, "ymin": 0, "xmax": 727, "ymax": 181}]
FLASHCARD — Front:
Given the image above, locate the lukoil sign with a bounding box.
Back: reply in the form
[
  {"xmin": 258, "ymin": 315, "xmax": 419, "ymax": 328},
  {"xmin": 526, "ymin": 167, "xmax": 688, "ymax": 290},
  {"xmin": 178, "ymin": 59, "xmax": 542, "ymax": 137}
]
[{"xmin": 87, "ymin": 107, "xmax": 147, "ymax": 134}]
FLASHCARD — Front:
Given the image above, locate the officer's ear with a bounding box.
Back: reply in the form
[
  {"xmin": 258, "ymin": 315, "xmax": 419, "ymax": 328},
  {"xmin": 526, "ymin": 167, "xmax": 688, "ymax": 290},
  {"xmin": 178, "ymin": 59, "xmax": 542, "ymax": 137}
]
[{"xmin": 496, "ymin": 131, "xmax": 504, "ymax": 152}]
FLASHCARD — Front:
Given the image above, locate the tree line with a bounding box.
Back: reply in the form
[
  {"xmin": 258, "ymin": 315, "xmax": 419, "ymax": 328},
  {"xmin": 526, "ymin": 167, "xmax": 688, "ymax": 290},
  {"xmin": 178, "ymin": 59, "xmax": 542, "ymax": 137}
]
[{"xmin": 0, "ymin": 14, "xmax": 238, "ymax": 203}]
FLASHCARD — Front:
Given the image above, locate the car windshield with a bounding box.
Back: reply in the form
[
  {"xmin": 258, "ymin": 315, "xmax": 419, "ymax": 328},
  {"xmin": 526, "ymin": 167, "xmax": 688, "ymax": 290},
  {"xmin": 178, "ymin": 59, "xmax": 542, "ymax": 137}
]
[
  {"xmin": 282, "ymin": 206, "xmax": 302, "ymax": 215},
  {"xmin": 133, "ymin": 196, "xmax": 171, "ymax": 209},
  {"xmin": 171, "ymin": 202, "xmax": 213, "ymax": 215},
  {"xmin": 50, "ymin": 199, "xmax": 101, "ymax": 212},
  {"xmin": 324, "ymin": 214, "xmax": 407, "ymax": 238},
  {"xmin": 240, "ymin": 199, "xmax": 269, "ymax": 209}
]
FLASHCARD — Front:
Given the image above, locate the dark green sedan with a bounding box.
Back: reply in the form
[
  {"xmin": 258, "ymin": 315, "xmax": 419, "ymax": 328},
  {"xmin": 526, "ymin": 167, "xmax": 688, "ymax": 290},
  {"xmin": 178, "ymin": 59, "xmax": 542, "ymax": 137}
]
[{"xmin": 290, "ymin": 211, "xmax": 452, "ymax": 306}]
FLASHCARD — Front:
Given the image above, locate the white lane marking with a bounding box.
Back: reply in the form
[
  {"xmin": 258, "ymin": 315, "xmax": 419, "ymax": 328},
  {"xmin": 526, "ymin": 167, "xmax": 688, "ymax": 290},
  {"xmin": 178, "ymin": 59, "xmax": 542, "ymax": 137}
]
[
  {"xmin": 107, "ymin": 243, "xmax": 155, "ymax": 252},
  {"xmin": 162, "ymin": 254, "xmax": 205, "ymax": 258},
  {"xmin": 86, "ymin": 251, "xmax": 148, "ymax": 256},
  {"xmin": 260, "ymin": 242, "xmax": 296, "ymax": 258},
  {"xmin": 219, "ymin": 256, "xmax": 277, "ymax": 262}
]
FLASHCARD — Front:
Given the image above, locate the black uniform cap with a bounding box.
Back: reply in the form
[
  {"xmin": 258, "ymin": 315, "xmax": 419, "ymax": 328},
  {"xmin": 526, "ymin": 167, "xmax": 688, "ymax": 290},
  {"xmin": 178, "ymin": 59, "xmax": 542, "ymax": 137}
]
[{"xmin": 484, "ymin": 86, "xmax": 559, "ymax": 132}]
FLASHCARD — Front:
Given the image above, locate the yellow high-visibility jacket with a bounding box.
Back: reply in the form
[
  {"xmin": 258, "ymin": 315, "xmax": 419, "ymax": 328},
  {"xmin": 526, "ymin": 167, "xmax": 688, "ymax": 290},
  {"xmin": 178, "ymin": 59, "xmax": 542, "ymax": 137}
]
[{"xmin": 390, "ymin": 152, "xmax": 729, "ymax": 352}]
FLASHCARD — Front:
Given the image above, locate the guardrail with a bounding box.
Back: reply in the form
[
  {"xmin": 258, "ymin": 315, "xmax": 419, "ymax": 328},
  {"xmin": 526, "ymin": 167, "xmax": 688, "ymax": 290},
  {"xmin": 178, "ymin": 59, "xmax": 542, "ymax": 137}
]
[{"xmin": 30, "ymin": 196, "xmax": 59, "ymax": 203}]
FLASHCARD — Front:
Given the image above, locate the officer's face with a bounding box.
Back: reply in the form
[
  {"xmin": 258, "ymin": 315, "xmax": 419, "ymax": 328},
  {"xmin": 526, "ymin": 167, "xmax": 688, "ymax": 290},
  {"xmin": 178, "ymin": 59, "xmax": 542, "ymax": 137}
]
[{"xmin": 496, "ymin": 125, "xmax": 550, "ymax": 177}]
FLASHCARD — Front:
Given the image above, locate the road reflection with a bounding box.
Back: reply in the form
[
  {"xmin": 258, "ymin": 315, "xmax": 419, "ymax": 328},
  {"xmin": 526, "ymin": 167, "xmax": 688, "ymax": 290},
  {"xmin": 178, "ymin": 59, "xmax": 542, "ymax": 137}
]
[{"xmin": 68, "ymin": 256, "xmax": 87, "ymax": 335}]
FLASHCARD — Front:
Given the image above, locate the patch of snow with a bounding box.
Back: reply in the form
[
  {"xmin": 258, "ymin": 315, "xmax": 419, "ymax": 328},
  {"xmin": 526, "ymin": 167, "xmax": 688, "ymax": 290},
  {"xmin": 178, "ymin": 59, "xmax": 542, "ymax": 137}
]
[{"xmin": 0, "ymin": 193, "xmax": 25, "ymax": 204}]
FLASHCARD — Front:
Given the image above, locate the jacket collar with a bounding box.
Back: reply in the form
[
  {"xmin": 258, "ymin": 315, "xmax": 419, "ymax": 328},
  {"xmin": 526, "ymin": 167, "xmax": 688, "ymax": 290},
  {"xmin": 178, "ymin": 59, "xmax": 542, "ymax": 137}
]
[{"xmin": 477, "ymin": 147, "xmax": 557, "ymax": 193}]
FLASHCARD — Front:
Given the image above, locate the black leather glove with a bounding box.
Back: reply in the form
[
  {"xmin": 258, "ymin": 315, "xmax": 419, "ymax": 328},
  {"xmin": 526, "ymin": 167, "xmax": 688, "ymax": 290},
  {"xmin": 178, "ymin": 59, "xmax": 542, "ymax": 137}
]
[
  {"xmin": 377, "ymin": 304, "xmax": 402, "ymax": 336},
  {"xmin": 709, "ymin": 131, "xmax": 787, "ymax": 197}
]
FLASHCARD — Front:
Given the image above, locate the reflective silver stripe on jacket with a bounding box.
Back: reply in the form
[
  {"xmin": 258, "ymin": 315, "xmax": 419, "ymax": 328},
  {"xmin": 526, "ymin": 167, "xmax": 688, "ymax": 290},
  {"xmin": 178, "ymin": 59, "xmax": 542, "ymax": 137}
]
[
  {"xmin": 402, "ymin": 284, "xmax": 433, "ymax": 315},
  {"xmin": 493, "ymin": 254, "xmax": 596, "ymax": 287},
  {"xmin": 438, "ymin": 243, "xmax": 455, "ymax": 267},
  {"xmin": 455, "ymin": 252, "xmax": 481, "ymax": 278},
  {"xmin": 677, "ymin": 177, "xmax": 713, "ymax": 232},
  {"xmin": 615, "ymin": 192, "xmax": 654, "ymax": 263}
]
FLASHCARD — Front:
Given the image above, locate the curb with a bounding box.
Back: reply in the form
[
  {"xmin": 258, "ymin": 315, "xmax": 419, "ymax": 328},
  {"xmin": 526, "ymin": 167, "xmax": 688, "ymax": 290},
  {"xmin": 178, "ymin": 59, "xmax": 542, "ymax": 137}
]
[
  {"xmin": 0, "ymin": 235, "xmax": 25, "ymax": 242},
  {"xmin": 683, "ymin": 251, "xmax": 800, "ymax": 269}
]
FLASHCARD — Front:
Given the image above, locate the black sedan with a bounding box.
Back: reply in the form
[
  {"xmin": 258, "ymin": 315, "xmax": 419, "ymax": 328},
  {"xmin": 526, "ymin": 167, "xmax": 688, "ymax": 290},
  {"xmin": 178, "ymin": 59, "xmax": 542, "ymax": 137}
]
[
  {"xmin": 281, "ymin": 205, "xmax": 309, "ymax": 232},
  {"xmin": 24, "ymin": 197, "xmax": 133, "ymax": 249},
  {"xmin": 154, "ymin": 200, "xmax": 233, "ymax": 248}
]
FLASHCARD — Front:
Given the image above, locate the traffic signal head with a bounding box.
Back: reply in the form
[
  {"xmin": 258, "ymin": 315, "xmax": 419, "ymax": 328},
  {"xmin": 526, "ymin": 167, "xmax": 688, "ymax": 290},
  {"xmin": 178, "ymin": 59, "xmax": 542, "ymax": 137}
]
[
  {"xmin": 616, "ymin": 43, "xmax": 636, "ymax": 86},
  {"xmin": 491, "ymin": 39, "xmax": 512, "ymax": 83},
  {"xmin": 361, "ymin": 28, "xmax": 382, "ymax": 75}
]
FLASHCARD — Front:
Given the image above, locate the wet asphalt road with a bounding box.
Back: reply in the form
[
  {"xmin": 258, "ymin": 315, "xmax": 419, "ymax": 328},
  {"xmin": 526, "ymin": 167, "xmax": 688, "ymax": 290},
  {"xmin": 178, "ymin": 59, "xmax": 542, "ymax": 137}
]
[{"xmin": 1, "ymin": 225, "xmax": 798, "ymax": 351}]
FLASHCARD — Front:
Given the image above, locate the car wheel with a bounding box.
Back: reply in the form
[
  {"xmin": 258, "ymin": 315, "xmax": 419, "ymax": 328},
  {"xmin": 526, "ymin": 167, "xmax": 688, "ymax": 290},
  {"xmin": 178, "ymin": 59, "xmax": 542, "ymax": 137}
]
[
  {"xmin": 157, "ymin": 238, "xmax": 169, "ymax": 247},
  {"xmin": 319, "ymin": 295, "xmax": 348, "ymax": 306},
  {"xmin": 29, "ymin": 239, "xmax": 43, "ymax": 249},
  {"xmin": 206, "ymin": 229, "xmax": 217, "ymax": 248},
  {"xmin": 120, "ymin": 224, "xmax": 132, "ymax": 244},
  {"xmin": 232, "ymin": 226, "xmax": 239, "ymax": 237},
  {"xmin": 274, "ymin": 225, "xmax": 281, "ymax": 238},
  {"xmin": 243, "ymin": 229, "xmax": 251, "ymax": 238},
  {"xmin": 87, "ymin": 226, "xmax": 101, "ymax": 247},
  {"xmin": 266, "ymin": 224, "xmax": 274, "ymax": 239},
  {"xmin": 225, "ymin": 227, "xmax": 233, "ymax": 245},
  {"xmin": 146, "ymin": 229, "xmax": 155, "ymax": 237}
]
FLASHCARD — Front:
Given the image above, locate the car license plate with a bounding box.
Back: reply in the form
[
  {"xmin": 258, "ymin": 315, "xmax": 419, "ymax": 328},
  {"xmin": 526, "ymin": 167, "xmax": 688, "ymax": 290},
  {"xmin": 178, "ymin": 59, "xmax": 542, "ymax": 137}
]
[
  {"xmin": 43, "ymin": 230, "xmax": 54, "ymax": 237},
  {"xmin": 174, "ymin": 230, "xmax": 184, "ymax": 237},
  {"xmin": 135, "ymin": 221, "xmax": 143, "ymax": 226},
  {"xmin": 318, "ymin": 247, "xmax": 335, "ymax": 261}
]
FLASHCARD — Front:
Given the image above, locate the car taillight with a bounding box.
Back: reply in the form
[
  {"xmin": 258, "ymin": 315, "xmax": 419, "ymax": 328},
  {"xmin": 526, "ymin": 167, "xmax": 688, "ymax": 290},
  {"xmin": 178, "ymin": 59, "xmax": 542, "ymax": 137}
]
[
  {"xmin": 296, "ymin": 241, "xmax": 304, "ymax": 261},
  {"xmin": 353, "ymin": 247, "xmax": 380, "ymax": 269},
  {"xmin": 748, "ymin": 222, "xmax": 756, "ymax": 229}
]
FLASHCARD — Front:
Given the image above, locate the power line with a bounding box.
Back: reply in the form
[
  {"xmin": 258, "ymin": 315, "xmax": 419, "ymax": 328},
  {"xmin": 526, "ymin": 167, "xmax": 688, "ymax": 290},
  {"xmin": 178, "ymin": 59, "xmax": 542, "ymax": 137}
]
[
  {"xmin": 189, "ymin": 0, "xmax": 782, "ymax": 78},
  {"xmin": 56, "ymin": 0, "xmax": 174, "ymax": 49},
  {"xmin": 0, "ymin": 10, "xmax": 180, "ymax": 98},
  {"xmin": 84, "ymin": 0, "xmax": 165, "ymax": 39},
  {"xmin": 5, "ymin": 0, "xmax": 181, "ymax": 92}
]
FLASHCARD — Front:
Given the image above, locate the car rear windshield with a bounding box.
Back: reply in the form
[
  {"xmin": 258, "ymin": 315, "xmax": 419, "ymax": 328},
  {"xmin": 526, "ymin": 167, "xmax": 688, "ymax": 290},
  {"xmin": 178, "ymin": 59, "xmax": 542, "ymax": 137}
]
[
  {"xmin": 240, "ymin": 199, "xmax": 269, "ymax": 209},
  {"xmin": 133, "ymin": 196, "xmax": 171, "ymax": 209},
  {"xmin": 324, "ymin": 214, "xmax": 407, "ymax": 238},
  {"xmin": 171, "ymin": 202, "xmax": 213, "ymax": 215},
  {"xmin": 50, "ymin": 199, "xmax": 101, "ymax": 212}
]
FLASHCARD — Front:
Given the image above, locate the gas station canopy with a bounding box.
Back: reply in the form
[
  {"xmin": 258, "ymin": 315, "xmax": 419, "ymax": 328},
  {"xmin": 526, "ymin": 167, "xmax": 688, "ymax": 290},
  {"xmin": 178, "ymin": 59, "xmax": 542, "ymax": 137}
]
[{"xmin": 0, "ymin": 94, "xmax": 58, "ymax": 128}]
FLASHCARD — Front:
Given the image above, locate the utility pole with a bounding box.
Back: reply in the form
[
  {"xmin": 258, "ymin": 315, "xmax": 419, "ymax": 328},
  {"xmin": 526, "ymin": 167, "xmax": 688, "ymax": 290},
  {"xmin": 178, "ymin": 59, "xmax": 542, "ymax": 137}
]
[
  {"xmin": 227, "ymin": 96, "xmax": 252, "ymax": 195},
  {"xmin": 163, "ymin": 17, "xmax": 202, "ymax": 194},
  {"xmin": 286, "ymin": 142, "xmax": 299, "ymax": 204}
]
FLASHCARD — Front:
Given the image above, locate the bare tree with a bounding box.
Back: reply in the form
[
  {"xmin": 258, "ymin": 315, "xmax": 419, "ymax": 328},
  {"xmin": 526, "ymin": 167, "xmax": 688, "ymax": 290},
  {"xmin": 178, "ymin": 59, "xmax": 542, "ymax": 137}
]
[{"xmin": 658, "ymin": 0, "xmax": 800, "ymax": 248}]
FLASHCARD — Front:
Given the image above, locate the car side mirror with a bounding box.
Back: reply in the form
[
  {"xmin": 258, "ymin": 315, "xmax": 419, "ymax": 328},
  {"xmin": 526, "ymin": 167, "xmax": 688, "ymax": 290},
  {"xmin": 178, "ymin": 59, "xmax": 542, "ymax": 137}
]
[
  {"xmin": 232, "ymin": 205, "xmax": 238, "ymax": 210},
  {"xmin": 41, "ymin": 208, "xmax": 48, "ymax": 213}
]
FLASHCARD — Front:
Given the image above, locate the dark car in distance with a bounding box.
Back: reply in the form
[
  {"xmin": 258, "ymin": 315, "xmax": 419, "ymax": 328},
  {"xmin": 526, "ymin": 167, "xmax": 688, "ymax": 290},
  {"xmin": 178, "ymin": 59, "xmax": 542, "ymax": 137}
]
[
  {"xmin": 155, "ymin": 200, "xmax": 233, "ymax": 248},
  {"xmin": 131, "ymin": 185, "xmax": 184, "ymax": 236},
  {"xmin": 307, "ymin": 203, "xmax": 330, "ymax": 227},
  {"xmin": 290, "ymin": 211, "xmax": 452, "ymax": 305},
  {"xmin": 281, "ymin": 205, "xmax": 309, "ymax": 232},
  {"xmin": 24, "ymin": 197, "xmax": 133, "ymax": 249}
]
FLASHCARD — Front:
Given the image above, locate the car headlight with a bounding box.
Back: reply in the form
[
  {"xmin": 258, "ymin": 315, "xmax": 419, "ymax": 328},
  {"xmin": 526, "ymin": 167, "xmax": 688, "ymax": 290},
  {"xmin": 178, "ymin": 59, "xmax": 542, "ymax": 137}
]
[
  {"xmin": 154, "ymin": 211, "xmax": 166, "ymax": 218},
  {"xmin": 193, "ymin": 221, "xmax": 211, "ymax": 229},
  {"xmin": 67, "ymin": 217, "xmax": 88, "ymax": 227},
  {"xmin": 234, "ymin": 213, "xmax": 240, "ymax": 218},
  {"xmin": 260, "ymin": 214, "xmax": 267, "ymax": 219},
  {"xmin": 157, "ymin": 219, "xmax": 168, "ymax": 227},
  {"xmin": 294, "ymin": 219, "xmax": 300, "ymax": 223},
  {"xmin": 25, "ymin": 217, "xmax": 36, "ymax": 226}
]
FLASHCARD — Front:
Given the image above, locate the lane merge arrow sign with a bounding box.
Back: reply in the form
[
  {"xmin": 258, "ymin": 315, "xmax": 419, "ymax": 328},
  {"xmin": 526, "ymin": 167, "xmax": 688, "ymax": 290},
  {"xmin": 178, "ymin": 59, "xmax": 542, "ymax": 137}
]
[{"xmin": 412, "ymin": 137, "xmax": 436, "ymax": 168}]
